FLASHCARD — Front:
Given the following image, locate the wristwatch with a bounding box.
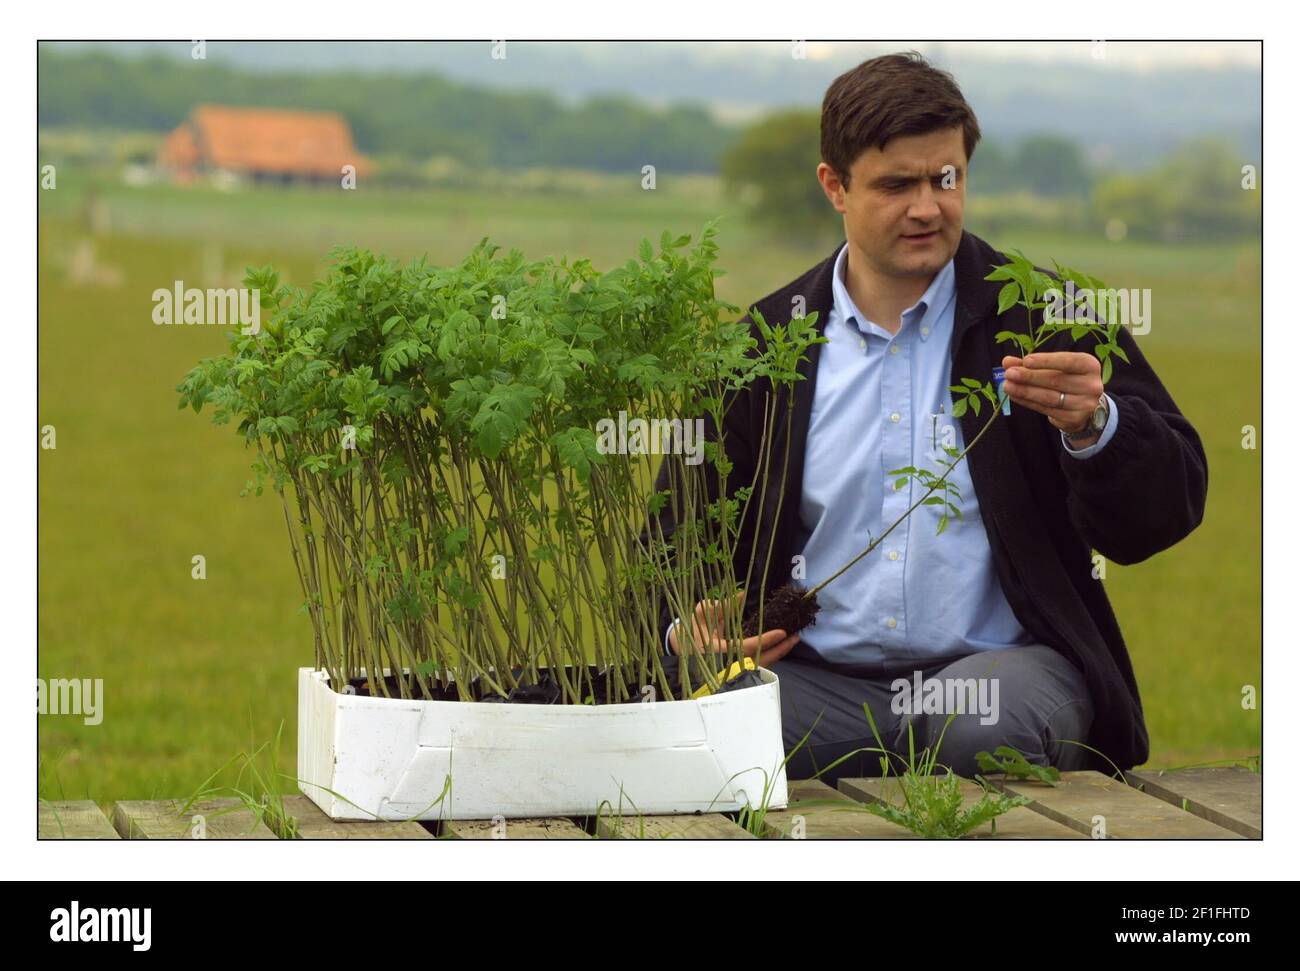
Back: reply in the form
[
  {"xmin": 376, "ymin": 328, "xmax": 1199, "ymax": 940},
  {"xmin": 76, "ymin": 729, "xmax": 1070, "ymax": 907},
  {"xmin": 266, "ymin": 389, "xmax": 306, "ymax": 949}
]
[{"xmin": 1063, "ymin": 395, "xmax": 1110, "ymax": 443}]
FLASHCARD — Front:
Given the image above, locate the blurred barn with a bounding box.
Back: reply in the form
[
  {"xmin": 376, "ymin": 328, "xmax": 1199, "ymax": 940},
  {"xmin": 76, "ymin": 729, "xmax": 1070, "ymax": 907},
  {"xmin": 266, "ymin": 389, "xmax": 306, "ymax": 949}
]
[{"xmin": 158, "ymin": 105, "xmax": 372, "ymax": 186}]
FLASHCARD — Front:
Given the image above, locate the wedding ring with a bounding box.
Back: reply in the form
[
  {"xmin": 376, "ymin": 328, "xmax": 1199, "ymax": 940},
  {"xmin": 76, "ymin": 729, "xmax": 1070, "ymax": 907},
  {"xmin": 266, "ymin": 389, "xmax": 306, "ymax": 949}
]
[{"xmin": 1057, "ymin": 391, "xmax": 1067, "ymax": 408}]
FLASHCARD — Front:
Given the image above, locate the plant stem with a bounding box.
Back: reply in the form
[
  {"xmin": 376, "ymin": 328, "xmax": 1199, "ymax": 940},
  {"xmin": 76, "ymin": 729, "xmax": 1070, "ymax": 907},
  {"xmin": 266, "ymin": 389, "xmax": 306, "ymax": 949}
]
[{"xmin": 805, "ymin": 405, "xmax": 1003, "ymax": 599}]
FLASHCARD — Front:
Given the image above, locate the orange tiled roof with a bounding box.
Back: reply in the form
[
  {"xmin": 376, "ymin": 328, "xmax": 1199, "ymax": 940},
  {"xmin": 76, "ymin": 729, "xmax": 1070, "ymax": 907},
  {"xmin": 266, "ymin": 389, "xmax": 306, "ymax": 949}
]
[
  {"xmin": 160, "ymin": 105, "xmax": 372, "ymax": 178},
  {"xmin": 158, "ymin": 124, "xmax": 199, "ymax": 169}
]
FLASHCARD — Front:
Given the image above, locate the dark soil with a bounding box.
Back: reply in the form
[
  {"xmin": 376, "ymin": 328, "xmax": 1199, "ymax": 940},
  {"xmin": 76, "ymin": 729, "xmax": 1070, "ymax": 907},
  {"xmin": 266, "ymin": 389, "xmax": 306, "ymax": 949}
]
[
  {"xmin": 741, "ymin": 583, "xmax": 822, "ymax": 638},
  {"xmin": 344, "ymin": 672, "xmax": 461, "ymax": 701},
  {"xmin": 506, "ymin": 672, "xmax": 563, "ymax": 705},
  {"xmin": 342, "ymin": 655, "xmax": 758, "ymax": 705}
]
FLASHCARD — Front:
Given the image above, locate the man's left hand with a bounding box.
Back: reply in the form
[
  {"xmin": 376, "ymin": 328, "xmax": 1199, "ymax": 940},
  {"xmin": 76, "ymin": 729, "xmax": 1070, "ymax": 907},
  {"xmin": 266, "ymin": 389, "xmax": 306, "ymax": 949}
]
[{"xmin": 1001, "ymin": 353, "xmax": 1104, "ymax": 446}]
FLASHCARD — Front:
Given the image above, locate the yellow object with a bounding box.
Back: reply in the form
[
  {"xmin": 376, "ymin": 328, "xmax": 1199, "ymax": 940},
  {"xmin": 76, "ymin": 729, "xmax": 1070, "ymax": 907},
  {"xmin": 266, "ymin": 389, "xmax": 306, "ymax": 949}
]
[{"xmin": 691, "ymin": 657, "xmax": 758, "ymax": 700}]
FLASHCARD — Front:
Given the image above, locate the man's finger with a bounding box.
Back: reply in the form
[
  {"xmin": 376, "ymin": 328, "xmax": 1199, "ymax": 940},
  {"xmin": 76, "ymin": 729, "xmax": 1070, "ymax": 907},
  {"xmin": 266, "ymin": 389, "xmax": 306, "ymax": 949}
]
[
  {"xmin": 700, "ymin": 595, "xmax": 745, "ymax": 626},
  {"xmin": 693, "ymin": 599, "xmax": 723, "ymax": 632},
  {"xmin": 678, "ymin": 595, "xmax": 754, "ymax": 654},
  {"xmin": 755, "ymin": 634, "xmax": 800, "ymax": 667},
  {"xmin": 1001, "ymin": 381, "xmax": 1096, "ymax": 423},
  {"xmin": 1004, "ymin": 368, "xmax": 1103, "ymax": 397},
  {"xmin": 676, "ymin": 615, "xmax": 725, "ymax": 654},
  {"xmin": 741, "ymin": 628, "xmax": 790, "ymax": 657},
  {"xmin": 1021, "ymin": 352, "xmax": 1099, "ymax": 375}
]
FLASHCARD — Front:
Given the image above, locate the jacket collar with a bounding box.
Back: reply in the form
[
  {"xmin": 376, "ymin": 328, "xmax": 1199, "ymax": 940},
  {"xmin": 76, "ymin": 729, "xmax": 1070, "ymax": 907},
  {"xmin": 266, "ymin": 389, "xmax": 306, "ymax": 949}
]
[
  {"xmin": 802, "ymin": 230, "xmax": 1001, "ymax": 346},
  {"xmin": 790, "ymin": 230, "xmax": 1002, "ymax": 415}
]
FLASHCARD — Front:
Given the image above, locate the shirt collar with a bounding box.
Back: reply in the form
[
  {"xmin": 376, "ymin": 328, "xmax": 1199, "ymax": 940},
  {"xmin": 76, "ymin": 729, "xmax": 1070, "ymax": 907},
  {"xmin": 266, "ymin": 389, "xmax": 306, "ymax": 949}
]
[{"xmin": 831, "ymin": 241, "xmax": 956, "ymax": 339}]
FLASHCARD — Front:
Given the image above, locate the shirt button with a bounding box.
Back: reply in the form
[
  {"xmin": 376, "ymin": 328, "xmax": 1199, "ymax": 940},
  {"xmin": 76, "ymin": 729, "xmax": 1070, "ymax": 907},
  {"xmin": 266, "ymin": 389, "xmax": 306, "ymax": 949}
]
[
  {"xmin": 890, "ymin": 412, "xmax": 901, "ymax": 423},
  {"xmin": 858, "ymin": 338, "xmax": 866, "ymax": 349},
  {"xmin": 921, "ymin": 326, "xmax": 930, "ymax": 337},
  {"xmin": 889, "ymin": 345, "xmax": 900, "ymax": 355},
  {"xmin": 885, "ymin": 617, "xmax": 898, "ymax": 629},
  {"xmin": 888, "ymin": 550, "xmax": 900, "ymax": 561}
]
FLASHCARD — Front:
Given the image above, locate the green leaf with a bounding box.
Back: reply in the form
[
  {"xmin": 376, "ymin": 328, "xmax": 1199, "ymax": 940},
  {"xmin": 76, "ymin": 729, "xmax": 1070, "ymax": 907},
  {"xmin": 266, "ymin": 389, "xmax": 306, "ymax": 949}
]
[
  {"xmin": 551, "ymin": 427, "xmax": 602, "ymax": 484},
  {"xmin": 443, "ymin": 526, "xmax": 471, "ymax": 556},
  {"xmin": 951, "ymin": 397, "xmax": 969, "ymax": 418},
  {"xmin": 575, "ymin": 320, "xmax": 607, "ymax": 343},
  {"xmin": 996, "ymin": 281, "xmax": 1020, "ymax": 315},
  {"xmin": 436, "ymin": 325, "xmax": 459, "ymax": 362},
  {"xmin": 475, "ymin": 416, "xmax": 506, "ymax": 458}
]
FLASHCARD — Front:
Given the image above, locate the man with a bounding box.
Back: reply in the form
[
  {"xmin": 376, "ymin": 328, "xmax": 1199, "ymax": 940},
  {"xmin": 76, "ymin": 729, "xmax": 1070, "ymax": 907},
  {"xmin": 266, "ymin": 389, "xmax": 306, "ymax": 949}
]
[{"xmin": 655, "ymin": 52, "xmax": 1208, "ymax": 783}]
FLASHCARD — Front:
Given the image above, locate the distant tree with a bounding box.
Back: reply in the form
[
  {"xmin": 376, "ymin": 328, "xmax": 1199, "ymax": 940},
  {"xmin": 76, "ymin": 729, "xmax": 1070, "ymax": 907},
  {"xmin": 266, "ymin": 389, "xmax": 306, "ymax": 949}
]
[
  {"xmin": 967, "ymin": 140, "xmax": 1020, "ymax": 195},
  {"xmin": 36, "ymin": 48, "xmax": 731, "ymax": 174},
  {"xmin": 1013, "ymin": 135, "xmax": 1091, "ymax": 197},
  {"xmin": 720, "ymin": 109, "xmax": 840, "ymax": 244},
  {"xmin": 1091, "ymin": 137, "xmax": 1260, "ymax": 240}
]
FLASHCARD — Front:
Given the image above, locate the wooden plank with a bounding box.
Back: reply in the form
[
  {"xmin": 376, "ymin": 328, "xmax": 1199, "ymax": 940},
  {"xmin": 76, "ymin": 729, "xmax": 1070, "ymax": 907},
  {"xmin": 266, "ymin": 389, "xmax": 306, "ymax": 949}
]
[
  {"xmin": 112, "ymin": 798, "xmax": 277, "ymax": 840},
  {"xmin": 594, "ymin": 812, "xmax": 754, "ymax": 839},
  {"xmin": 1125, "ymin": 767, "xmax": 1261, "ymax": 840},
  {"xmin": 990, "ymin": 771, "xmax": 1245, "ymax": 839},
  {"xmin": 443, "ymin": 817, "xmax": 589, "ymax": 839},
  {"xmin": 276, "ymin": 795, "xmax": 435, "ymax": 839},
  {"xmin": 39, "ymin": 800, "xmax": 120, "ymax": 840},
  {"xmin": 762, "ymin": 778, "xmax": 919, "ymax": 839},
  {"xmin": 839, "ymin": 777, "xmax": 1086, "ymax": 839}
]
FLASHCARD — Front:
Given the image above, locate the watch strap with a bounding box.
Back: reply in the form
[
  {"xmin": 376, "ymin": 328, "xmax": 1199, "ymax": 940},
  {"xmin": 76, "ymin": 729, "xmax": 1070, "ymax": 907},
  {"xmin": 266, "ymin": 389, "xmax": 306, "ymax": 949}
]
[{"xmin": 1063, "ymin": 396, "xmax": 1108, "ymax": 441}]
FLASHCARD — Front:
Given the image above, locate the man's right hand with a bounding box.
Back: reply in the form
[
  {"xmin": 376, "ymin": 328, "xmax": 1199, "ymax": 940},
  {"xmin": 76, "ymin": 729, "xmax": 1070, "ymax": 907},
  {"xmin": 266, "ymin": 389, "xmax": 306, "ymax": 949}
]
[{"xmin": 668, "ymin": 592, "xmax": 801, "ymax": 667}]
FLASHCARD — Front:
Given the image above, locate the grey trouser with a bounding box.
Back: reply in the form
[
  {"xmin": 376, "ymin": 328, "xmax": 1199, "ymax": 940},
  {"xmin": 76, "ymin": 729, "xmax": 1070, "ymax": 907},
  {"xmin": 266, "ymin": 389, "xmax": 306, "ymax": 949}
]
[{"xmin": 767, "ymin": 642, "xmax": 1094, "ymax": 785}]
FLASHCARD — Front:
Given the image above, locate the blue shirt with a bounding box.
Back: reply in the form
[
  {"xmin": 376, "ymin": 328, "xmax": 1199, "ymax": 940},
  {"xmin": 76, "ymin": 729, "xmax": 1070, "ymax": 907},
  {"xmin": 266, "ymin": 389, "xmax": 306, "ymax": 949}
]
[{"xmin": 786, "ymin": 241, "xmax": 1118, "ymax": 667}]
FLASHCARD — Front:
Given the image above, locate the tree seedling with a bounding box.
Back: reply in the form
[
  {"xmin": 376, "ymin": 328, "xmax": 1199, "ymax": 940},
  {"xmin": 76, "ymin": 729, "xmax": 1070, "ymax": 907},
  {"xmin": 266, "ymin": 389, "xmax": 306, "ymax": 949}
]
[{"xmin": 179, "ymin": 223, "xmax": 820, "ymax": 705}]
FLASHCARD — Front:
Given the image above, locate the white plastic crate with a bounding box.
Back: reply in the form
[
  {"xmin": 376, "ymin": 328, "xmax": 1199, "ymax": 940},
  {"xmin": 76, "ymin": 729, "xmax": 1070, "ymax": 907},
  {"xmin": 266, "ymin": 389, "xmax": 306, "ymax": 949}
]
[{"xmin": 297, "ymin": 666, "xmax": 789, "ymax": 821}]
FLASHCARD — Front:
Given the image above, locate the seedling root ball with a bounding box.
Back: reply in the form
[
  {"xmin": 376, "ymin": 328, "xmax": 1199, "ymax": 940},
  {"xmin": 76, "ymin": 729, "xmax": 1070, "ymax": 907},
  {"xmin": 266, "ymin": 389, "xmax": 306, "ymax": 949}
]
[{"xmin": 741, "ymin": 583, "xmax": 821, "ymax": 639}]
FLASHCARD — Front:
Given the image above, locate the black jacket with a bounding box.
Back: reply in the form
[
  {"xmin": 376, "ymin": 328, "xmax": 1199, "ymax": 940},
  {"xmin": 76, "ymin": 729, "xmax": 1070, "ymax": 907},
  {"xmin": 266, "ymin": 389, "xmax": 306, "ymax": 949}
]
[{"xmin": 648, "ymin": 229, "xmax": 1209, "ymax": 770}]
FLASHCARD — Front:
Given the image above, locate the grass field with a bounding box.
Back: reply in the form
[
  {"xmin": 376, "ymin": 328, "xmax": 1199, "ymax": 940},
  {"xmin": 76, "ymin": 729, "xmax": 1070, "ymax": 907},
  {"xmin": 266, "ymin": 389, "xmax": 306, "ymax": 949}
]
[{"xmin": 37, "ymin": 173, "xmax": 1261, "ymax": 803}]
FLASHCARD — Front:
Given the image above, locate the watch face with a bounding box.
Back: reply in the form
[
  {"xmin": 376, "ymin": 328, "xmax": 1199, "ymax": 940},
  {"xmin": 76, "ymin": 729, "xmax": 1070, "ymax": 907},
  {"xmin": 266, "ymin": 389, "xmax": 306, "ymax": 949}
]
[{"xmin": 1090, "ymin": 401, "xmax": 1108, "ymax": 432}]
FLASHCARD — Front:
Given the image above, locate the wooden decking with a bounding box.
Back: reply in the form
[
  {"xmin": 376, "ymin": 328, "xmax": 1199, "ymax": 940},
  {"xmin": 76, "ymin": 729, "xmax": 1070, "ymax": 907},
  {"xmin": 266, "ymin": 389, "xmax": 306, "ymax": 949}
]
[{"xmin": 38, "ymin": 767, "xmax": 1259, "ymax": 840}]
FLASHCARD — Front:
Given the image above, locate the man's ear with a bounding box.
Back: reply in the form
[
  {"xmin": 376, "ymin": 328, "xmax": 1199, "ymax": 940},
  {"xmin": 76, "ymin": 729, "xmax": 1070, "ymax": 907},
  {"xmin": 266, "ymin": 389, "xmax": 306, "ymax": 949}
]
[{"xmin": 817, "ymin": 162, "xmax": 848, "ymax": 213}]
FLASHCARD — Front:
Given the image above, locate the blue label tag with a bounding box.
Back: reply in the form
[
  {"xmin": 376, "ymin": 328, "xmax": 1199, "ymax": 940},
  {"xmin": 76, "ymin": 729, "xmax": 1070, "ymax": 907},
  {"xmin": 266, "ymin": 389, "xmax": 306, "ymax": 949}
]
[{"xmin": 991, "ymin": 367, "xmax": 1011, "ymax": 415}]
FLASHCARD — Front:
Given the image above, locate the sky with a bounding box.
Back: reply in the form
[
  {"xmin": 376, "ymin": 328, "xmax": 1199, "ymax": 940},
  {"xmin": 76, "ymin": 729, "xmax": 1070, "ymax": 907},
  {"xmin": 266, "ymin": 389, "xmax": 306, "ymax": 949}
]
[{"xmin": 43, "ymin": 40, "xmax": 1261, "ymax": 163}]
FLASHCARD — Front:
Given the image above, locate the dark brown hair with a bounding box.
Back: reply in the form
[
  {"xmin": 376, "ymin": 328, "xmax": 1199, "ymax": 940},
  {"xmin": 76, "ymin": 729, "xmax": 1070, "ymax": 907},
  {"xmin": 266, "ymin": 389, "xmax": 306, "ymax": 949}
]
[{"xmin": 821, "ymin": 51, "xmax": 981, "ymax": 187}]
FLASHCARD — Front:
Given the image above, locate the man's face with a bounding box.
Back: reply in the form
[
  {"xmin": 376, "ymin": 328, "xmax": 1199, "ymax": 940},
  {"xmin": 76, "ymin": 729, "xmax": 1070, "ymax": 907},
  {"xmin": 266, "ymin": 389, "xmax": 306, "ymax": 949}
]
[{"xmin": 819, "ymin": 126, "xmax": 967, "ymax": 279}]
